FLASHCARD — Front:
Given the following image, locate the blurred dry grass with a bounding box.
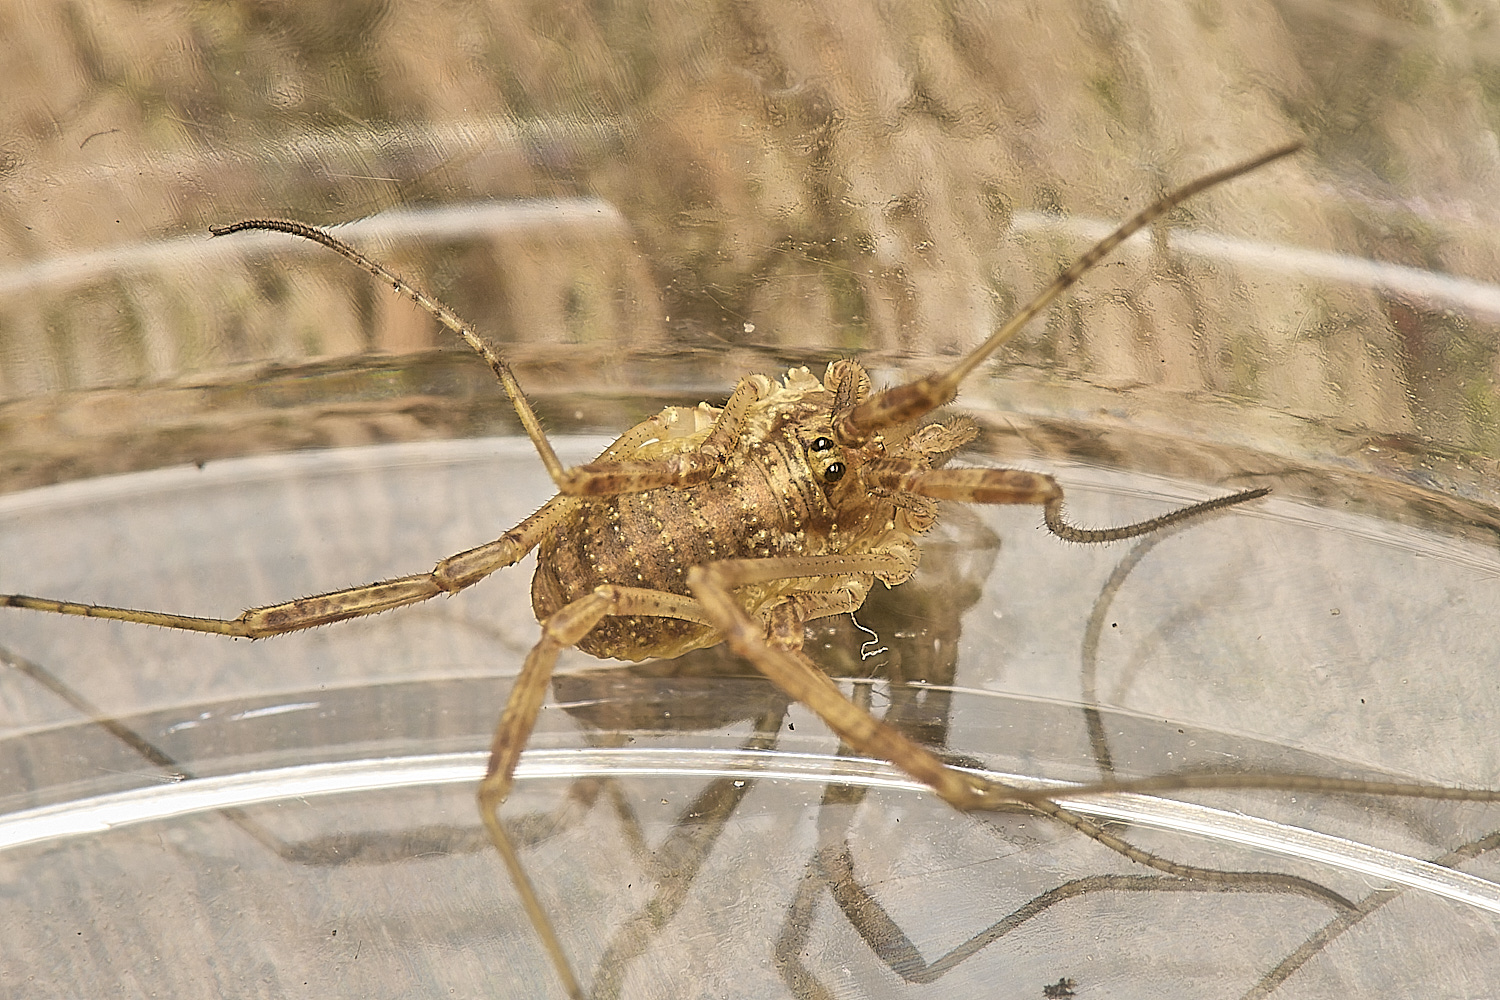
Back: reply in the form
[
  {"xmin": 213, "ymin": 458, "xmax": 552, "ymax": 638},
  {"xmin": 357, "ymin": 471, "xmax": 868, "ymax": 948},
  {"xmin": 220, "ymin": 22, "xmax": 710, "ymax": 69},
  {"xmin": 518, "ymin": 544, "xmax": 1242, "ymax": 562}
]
[{"xmin": 2, "ymin": 0, "xmax": 1500, "ymax": 496}]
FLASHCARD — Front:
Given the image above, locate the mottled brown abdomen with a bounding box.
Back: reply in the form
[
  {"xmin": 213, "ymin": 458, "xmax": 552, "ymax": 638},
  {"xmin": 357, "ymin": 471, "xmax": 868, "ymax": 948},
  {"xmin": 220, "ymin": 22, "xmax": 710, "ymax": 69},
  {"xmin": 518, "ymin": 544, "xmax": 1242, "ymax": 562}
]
[{"xmin": 530, "ymin": 452, "xmax": 829, "ymax": 661}]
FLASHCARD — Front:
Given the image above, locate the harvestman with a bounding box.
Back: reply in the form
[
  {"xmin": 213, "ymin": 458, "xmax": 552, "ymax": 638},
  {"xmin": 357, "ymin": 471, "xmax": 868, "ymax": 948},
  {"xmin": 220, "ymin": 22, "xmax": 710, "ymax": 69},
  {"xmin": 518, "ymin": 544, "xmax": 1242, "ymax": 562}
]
[{"xmin": 8, "ymin": 141, "xmax": 1499, "ymax": 998}]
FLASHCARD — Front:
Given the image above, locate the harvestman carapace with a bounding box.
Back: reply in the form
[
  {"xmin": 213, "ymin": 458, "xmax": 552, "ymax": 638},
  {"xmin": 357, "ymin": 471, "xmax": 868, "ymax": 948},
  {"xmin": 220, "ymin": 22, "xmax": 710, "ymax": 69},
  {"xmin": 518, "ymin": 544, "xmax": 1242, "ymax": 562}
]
[{"xmin": 9, "ymin": 140, "xmax": 1500, "ymax": 998}]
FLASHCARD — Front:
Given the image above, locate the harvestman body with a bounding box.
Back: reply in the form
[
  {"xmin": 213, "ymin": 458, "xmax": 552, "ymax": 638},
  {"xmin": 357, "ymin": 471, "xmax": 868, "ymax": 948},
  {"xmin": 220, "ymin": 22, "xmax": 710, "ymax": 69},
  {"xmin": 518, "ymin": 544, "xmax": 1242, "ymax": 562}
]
[{"xmin": 9, "ymin": 142, "xmax": 1498, "ymax": 998}]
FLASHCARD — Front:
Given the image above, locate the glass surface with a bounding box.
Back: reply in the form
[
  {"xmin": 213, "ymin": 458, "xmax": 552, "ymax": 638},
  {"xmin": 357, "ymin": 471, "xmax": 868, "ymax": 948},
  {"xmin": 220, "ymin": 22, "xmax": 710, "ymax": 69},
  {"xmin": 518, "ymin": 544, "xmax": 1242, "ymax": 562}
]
[
  {"xmin": 4, "ymin": 2, "xmax": 1500, "ymax": 998},
  {"xmin": 3, "ymin": 440, "xmax": 1500, "ymax": 999}
]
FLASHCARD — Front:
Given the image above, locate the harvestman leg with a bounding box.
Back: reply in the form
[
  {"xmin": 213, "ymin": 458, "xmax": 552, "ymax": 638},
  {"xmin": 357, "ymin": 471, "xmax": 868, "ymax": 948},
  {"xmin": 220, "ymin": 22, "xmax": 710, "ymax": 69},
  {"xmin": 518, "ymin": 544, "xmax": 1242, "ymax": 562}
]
[
  {"xmin": 769, "ymin": 630, "xmax": 1362, "ymax": 996},
  {"xmin": 0, "ymin": 500, "xmax": 556, "ymax": 634},
  {"xmin": 683, "ymin": 495, "xmax": 1354, "ymax": 904},
  {"xmin": 207, "ymin": 218, "xmax": 769, "ymax": 504},
  {"xmin": 478, "ymin": 580, "xmax": 867, "ymax": 999}
]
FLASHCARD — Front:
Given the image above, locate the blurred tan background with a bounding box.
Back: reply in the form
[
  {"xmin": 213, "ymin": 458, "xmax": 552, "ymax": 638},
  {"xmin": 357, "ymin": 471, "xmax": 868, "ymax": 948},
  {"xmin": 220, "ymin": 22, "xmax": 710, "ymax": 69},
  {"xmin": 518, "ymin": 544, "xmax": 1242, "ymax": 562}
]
[
  {"xmin": 2, "ymin": 0, "xmax": 1500, "ymax": 513},
  {"xmin": 6, "ymin": 7, "xmax": 1500, "ymax": 997}
]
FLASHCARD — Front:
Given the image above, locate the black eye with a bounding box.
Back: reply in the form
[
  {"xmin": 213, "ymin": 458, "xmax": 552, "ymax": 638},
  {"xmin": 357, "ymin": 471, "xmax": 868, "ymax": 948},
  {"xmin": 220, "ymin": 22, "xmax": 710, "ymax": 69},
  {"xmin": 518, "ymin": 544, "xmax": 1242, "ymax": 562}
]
[
  {"xmin": 810, "ymin": 436, "xmax": 834, "ymax": 452},
  {"xmin": 823, "ymin": 461, "xmax": 845, "ymax": 483}
]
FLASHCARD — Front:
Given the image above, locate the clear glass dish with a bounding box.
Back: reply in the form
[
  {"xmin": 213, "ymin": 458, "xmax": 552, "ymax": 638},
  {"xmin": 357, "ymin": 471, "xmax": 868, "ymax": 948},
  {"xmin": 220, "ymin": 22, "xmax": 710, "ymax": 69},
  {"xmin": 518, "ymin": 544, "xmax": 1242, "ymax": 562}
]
[{"xmin": 2, "ymin": 435, "xmax": 1499, "ymax": 999}]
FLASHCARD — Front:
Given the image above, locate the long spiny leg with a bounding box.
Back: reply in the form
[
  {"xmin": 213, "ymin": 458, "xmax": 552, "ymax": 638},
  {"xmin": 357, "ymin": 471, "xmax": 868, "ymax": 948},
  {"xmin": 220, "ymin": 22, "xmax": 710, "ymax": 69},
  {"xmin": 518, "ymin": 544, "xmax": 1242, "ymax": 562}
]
[
  {"xmin": 210, "ymin": 220, "xmax": 760, "ymax": 498},
  {"xmin": 1041, "ymin": 486, "xmax": 1270, "ymax": 542},
  {"xmin": 0, "ymin": 492, "xmax": 568, "ymax": 635},
  {"xmin": 834, "ymin": 142, "xmax": 1302, "ymax": 446},
  {"xmin": 0, "ymin": 389, "xmax": 750, "ymax": 638},
  {"xmin": 689, "ymin": 552, "xmax": 998, "ymax": 809},
  {"xmin": 477, "ymin": 584, "xmax": 726, "ymax": 1000},
  {"xmin": 769, "ymin": 623, "xmax": 1349, "ymax": 991},
  {"xmin": 0, "ymin": 242, "xmax": 762, "ymax": 634},
  {"xmin": 687, "ymin": 552, "xmax": 1357, "ymax": 910},
  {"xmin": 0, "ymin": 392, "xmax": 761, "ymax": 637},
  {"xmin": 487, "ymin": 591, "xmax": 859, "ymax": 999}
]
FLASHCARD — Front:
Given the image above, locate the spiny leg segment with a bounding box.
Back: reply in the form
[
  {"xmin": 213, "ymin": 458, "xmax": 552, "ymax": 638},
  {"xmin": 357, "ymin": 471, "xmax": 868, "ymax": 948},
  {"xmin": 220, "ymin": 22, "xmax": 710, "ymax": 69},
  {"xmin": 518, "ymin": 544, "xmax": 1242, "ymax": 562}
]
[
  {"xmin": 0, "ymin": 497, "xmax": 565, "ymax": 635},
  {"xmin": 834, "ymin": 144, "xmax": 1304, "ymax": 540},
  {"xmin": 686, "ymin": 550, "xmax": 1356, "ymax": 912},
  {"xmin": 209, "ymin": 219, "xmax": 766, "ymax": 499}
]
